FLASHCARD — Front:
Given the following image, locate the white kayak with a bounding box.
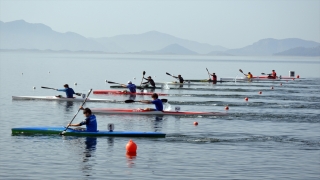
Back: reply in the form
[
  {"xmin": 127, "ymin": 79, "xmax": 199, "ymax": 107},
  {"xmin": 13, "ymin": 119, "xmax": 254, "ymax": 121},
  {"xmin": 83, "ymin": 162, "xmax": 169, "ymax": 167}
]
[
  {"xmin": 220, "ymin": 77, "xmax": 283, "ymax": 82},
  {"xmin": 155, "ymin": 82, "xmax": 205, "ymax": 85},
  {"xmin": 12, "ymin": 96, "xmax": 116, "ymax": 102}
]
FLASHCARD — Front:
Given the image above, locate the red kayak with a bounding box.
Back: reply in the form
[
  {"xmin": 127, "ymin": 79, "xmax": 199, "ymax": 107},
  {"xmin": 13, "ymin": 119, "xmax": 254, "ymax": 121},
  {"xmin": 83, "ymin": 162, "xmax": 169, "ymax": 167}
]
[
  {"xmin": 93, "ymin": 90, "xmax": 168, "ymax": 96},
  {"xmin": 91, "ymin": 108, "xmax": 227, "ymax": 116}
]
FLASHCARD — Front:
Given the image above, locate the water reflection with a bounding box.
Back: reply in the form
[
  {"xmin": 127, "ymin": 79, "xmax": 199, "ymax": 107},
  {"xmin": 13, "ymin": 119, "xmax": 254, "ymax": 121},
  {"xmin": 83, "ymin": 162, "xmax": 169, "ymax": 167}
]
[
  {"xmin": 129, "ymin": 94, "xmax": 136, "ymax": 101},
  {"xmin": 152, "ymin": 116, "xmax": 164, "ymax": 132}
]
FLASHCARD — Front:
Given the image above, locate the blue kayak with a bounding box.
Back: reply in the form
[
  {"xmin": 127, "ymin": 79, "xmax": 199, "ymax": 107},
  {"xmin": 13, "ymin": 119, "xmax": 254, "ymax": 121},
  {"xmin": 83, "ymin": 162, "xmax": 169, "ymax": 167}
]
[{"xmin": 11, "ymin": 126, "xmax": 166, "ymax": 138}]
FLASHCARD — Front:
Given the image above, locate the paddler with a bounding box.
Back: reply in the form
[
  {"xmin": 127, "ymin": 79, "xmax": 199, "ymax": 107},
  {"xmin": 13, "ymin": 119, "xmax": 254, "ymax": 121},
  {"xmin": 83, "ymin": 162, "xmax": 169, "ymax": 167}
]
[
  {"xmin": 142, "ymin": 76, "xmax": 156, "ymax": 88},
  {"xmin": 244, "ymin": 72, "xmax": 253, "ymax": 79},
  {"xmin": 208, "ymin": 72, "xmax": 217, "ymax": 82},
  {"xmin": 56, "ymin": 84, "xmax": 78, "ymax": 98},
  {"xmin": 270, "ymin": 70, "xmax": 277, "ymax": 79},
  {"xmin": 173, "ymin": 74, "xmax": 184, "ymax": 83},
  {"xmin": 140, "ymin": 93, "xmax": 163, "ymax": 111},
  {"xmin": 67, "ymin": 107, "xmax": 98, "ymax": 132},
  {"xmin": 121, "ymin": 81, "xmax": 136, "ymax": 93}
]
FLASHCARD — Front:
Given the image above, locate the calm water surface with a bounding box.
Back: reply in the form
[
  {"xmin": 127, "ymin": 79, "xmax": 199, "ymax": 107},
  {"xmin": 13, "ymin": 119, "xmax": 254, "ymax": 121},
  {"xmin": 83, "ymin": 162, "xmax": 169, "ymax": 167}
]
[{"xmin": 0, "ymin": 52, "xmax": 319, "ymax": 179}]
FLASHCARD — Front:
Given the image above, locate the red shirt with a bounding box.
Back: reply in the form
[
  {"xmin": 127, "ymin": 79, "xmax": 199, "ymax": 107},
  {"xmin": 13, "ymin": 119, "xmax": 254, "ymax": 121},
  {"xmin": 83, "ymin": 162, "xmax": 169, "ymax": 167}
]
[
  {"xmin": 272, "ymin": 71, "xmax": 277, "ymax": 78},
  {"xmin": 212, "ymin": 74, "xmax": 217, "ymax": 81}
]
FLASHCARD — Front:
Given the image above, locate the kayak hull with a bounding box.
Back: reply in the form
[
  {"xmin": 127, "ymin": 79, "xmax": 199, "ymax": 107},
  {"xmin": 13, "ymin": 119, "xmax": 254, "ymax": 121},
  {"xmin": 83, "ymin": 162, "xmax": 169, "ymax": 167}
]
[
  {"xmin": 12, "ymin": 96, "xmax": 115, "ymax": 102},
  {"xmin": 11, "ymin": 126, "xmax": 166, "ymax": 138},
  {"xmin": 93, "ymin": 90, "xmax": 167, "ymax": 96},
  {"xmin": 91, "ymin": 108, "xmax": 227, "ymax": 116}
]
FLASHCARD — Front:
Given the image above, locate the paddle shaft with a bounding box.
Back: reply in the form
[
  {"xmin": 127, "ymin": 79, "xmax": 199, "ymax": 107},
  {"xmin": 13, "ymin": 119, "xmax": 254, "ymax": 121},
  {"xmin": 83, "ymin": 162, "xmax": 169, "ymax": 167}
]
[
  {"xmin": 41, "ymin": 86, "xmax": 57, "ymax": 90},
  {"xmin": 61, "ymin": 89, "xmax": 92, "ymax": 134},
  {"xmin": 206, "ymin": 68, "xmax": 211, "ymax": 79}
]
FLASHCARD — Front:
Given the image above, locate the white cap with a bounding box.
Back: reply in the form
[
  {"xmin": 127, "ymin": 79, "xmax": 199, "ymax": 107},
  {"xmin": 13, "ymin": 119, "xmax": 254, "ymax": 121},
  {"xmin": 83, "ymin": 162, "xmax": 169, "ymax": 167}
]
[{"xmin": 128, "ymin": 81, "xmax": 132, "ymax": 84}]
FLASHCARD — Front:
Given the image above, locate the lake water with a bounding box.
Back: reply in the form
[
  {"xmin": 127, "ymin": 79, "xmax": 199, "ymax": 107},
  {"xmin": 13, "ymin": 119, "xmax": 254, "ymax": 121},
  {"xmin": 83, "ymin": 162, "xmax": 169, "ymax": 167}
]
[{"xmin": 0, "ymin": 52, "xmax": 319, "ymax": 179}]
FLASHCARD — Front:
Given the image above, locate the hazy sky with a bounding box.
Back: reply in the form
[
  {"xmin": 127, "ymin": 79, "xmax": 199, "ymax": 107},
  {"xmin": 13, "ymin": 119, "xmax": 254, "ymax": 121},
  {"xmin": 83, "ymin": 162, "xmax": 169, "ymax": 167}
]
[{"xmin": 0, "ymin": 0, "xmax": 319, "ymax": 48}]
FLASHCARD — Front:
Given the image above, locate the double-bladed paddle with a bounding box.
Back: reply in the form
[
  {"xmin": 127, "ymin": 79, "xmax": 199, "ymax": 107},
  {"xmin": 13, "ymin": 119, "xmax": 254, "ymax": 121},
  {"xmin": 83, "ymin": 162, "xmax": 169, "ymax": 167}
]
[
  {"xmin": 106, "ymin": 81, "xmax": 122, "ymax": 85},
  {"xmin": 41, "ymin": 86, "xmax": 81, "ymax": 96},
  {"xmin": 239, "ymin": 69, "xmax": 246, "ymax": 76},
  {"xmin": 60, "ymin": 89, "xmax": 92, "ymax": 135},
  {"xmin": 125, "ymin": 99, "xmax": 168, "ymax": 103}
]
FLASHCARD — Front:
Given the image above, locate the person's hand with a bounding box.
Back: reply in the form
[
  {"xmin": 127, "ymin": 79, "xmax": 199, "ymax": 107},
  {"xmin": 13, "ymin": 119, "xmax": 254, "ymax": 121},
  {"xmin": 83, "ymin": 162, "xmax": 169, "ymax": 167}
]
[
  {"xmin": 79, "ymin": 106, "xmax": 84, "ymax": 110},
  {"xmin": 67, "ymin": 124, "xmax": 71, "ymax": 126}
]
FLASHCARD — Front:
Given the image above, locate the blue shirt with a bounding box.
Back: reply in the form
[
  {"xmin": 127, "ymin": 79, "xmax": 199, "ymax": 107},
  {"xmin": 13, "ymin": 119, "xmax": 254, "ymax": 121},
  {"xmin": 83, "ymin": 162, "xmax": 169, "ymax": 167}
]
[
  {"xmin": 57, "ymin": 88, "xmax": 75, "ymax": 98},
  {"xmin": 127, "ymin": 84, "xmax": 136, "ymax": 93},
  {"xmin": 151, "ymin": 99, "xmax": 163, "ymax": 111},
  {"xmin": 80, "ymin": 114, "xmax": 98, "ymax": 132}
]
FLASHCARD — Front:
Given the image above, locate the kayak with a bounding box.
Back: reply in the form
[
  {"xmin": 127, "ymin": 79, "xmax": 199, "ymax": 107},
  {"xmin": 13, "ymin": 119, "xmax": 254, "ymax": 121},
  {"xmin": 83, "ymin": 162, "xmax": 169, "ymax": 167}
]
[
  {"xmin": 186, "ymin": 76, "xmax": 300, "ymax": 82},
  {"xmin": 93, "ymin": 90, "xmax": 168, "ymax": 96},
  {"xmin": 154, "ymin": 82, "xmax": 214, "ymax": 85},
  {"xmin": 91, "ymin": 108, "xmax": 227, "ymax": 116},
  {"xmin": 219, "ymin": 77, "xmax": 282, "ymax": 82},
  {"xmin": 110, "ymin": 85, "xmax": 162, "ymax": 89},
  {"xmin": 11, "ymin": 126, "xmax": 166, "ymax": 138},
  {"xmin": 12, "ymin": 96, "xmax": 116, "ymax": 102}
]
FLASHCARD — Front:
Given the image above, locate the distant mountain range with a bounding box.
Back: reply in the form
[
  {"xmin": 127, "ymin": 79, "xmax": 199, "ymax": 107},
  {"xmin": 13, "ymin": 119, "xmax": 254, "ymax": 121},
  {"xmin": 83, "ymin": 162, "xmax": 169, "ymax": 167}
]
[{"xmin": 0, "ymin": 20, "xmax": 319, "ymax": 56}]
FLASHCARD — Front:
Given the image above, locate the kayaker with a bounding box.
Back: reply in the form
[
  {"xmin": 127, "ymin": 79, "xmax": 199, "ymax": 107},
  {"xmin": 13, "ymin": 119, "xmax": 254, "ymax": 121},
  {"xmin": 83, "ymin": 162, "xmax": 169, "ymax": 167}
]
[
  {"xmin": 67, "ymin": 107, "xmax": 98, "ymax": 132},
  {"xmin": 271, "ymin": 70, "xmax": 277, "ymax": 79},
  {"xmin": 121, "ymin": 81, "xmax": 136, "ymax": 93},
  {"xmin": 173, "ymin": 74, "xmax": 184, "ymax": 83},
  {"xmin": 140, "ymin": 93, "xmax": 163, "ymax": 111},
  {"xmin": 208, "ymin": 72, "xmax": 217, "ymax": 82},
  {"xmin": 57, "ymin": 84, "xmax": 77, "ymax": 98},
  {"xmin": 142, "ymin": 76, "xmax": 156, "ymax": 87},
  {"xmin": 244, "ymin": 72, "xmax": 253, "ymax": 79}
]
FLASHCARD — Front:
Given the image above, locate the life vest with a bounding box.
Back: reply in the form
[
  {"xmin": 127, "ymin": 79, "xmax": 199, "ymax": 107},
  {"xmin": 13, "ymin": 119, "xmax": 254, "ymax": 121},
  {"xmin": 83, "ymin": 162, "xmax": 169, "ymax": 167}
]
[
  {"xmin": 272, "ymin": 71, "xmax": 277, "ymax": 78},
  {"xmin": 212, "ymin": 75, "xmax": 217, "ymax": 81},
  {"xmin": 247, "ymin": 74, "xmax": 253, "ymax": 78}
]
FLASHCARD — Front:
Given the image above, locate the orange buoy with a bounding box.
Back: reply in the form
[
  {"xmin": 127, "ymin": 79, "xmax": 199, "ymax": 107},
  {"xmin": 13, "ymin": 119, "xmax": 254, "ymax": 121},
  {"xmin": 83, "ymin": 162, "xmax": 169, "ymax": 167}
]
[
  {"xmin": 296, "ymin": 75, "xmax": 300, "ymax": 78},
  {"xmin": 245, "ymin": 97, "xmax": 248, "ymax": 101},
  {"xmin": 259, "ymin": 91, "xmax": 262, "ymax": 94},
  {"xmin": 271, "ymin": 86, "xmax": 274, "ymax": 89},
  {"xmin": 225, "ymin": 106, "xmax": 229, "ymax": 110},
  {"xmin": 126, "ymin": 139, "xmax": 137, "ymax": 153},
  {"xmin": 194, "ymin": 121, "xmax": 198, "ymax": 126}
]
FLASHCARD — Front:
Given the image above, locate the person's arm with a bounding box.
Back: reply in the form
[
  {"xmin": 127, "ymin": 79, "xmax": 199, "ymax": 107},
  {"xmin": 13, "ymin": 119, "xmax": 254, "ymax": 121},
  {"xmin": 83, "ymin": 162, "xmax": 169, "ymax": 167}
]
[
  {"xmin": 140, "ymin": 100, "xmax": 152, "ymax": 104},
  {"xmin": 143, "ymin": 77, "xmax": 148, "ymax": 80},
  {"xmin": 68, "ymin": 123, "xmax": 81, "ymax": 126},
  {"xmin": 142, "ymin": 81, "xmax": 148, "ymax": 84},
  {"xmin": 172, "ymin": 76, "xmax": 178, "ymax": 79},
  {"xmin": 56, "ymin": 89, "xmax": 66, "ymax": 92},
  {"xmin": 121, "ymin": 84, "xmax": 127, "ymax": 88}
]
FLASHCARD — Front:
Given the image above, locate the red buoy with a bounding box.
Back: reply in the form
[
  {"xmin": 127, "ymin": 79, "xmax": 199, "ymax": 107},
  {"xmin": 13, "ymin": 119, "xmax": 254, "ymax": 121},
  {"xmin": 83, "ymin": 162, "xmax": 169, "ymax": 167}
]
[
  {"xmin": 126, "ymin": 139, "xmax": 137, "ymax": 153},
  {"xmin": 259, "ymin": 91, "xmax": 262, "ymax": 94},
  {"xmin": 225, "ymin": 106, "xmax": 229, "ymax": 110},
  {"xmin": 296, "ymin": 75, "xmax": 300, "ymax": 78},
  {"xmin": 245, "ymin": 97, "xmax": 248, "ymax": 101},
  {"xmin": 194, "ymin": 121, "xmax": 198, "ymax": 126},
  {"xmin": 280, "ymin": 83, "xmax": 282, "ymax": 86},
  {"xmin": 271, "ymin": 86, "xmax": 274, "ymax": 89}
]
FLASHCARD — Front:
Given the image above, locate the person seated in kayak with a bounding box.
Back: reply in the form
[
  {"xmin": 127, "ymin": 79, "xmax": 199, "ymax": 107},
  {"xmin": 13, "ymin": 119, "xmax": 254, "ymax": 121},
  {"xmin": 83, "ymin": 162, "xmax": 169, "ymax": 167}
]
[
  {"xmin": 208, "ymin": 72, "xmax": 217, "ymax": 82},
  {"xmin": 173, "ymin": 74, "xmax": 184, "ymax": 83},
  {"xmin": 140, "ymin": 93, "xmax": 163, "ymax": 111},
  {"xmin": 244, "ymin": 72, "xmax": 253, "ymax": 79},
  {"xmin": 121, "ymin": 81, "xmax": 136, "ymax": 93},
  {"xmin": 67, "ymin": 107, "xmax": 98, "ymax": 132},
  {"xmin": 56, "ymin": 84, "xmax": 78, "ymax": 98},
  {"xmin": 142, "ymin": 76, "xmax": 156, "ymax": 87},
  {"xmin": 269, "ymin": 70, "xmax": 277, "ymax": 79}
]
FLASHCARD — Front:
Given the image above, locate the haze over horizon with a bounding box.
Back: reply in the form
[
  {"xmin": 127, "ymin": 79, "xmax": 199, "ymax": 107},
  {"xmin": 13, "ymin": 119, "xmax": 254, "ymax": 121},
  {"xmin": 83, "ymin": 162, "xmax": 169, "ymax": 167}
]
[{"xmin": 0, "ymin": 0, "xmax": 319, "ymax": 49}]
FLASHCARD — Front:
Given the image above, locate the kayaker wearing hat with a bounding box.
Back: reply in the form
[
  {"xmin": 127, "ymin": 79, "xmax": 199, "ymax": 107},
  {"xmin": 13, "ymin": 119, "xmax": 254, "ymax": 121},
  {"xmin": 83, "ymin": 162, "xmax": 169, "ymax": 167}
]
[
  {"xmin": 67, "ymin": 107, "xmax": 97, "ymax": 132},
  {"xmin": 121, "ymin": 81, "xmax": 136, "ymax": 93},
  {"xmin": 56, "ymin": 84, "xmax": 78, "ymax": 98},
  {"xmin": 244, "ymin": 72, "xmax": 253, "ymax": 79},
  {"xmin": 140, "ymin": 93, "xmax": 163, "ymax": 111},
  {"xmin": 143, "ymin": 76, "xmax": 156, "ymax": 87},
  {"xmin": 173, "ymin": 74, "xmax": 184, "ymax": 83}
]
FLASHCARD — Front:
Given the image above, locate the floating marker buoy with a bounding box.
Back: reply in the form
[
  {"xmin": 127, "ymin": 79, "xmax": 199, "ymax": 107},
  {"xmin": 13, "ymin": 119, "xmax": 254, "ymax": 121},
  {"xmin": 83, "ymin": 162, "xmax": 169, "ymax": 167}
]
[
  {"xmin": 194, "ymin": 122, "xmax": 198, "ymax": 126},
  {"xmin": 271, "ymin": 86, "xmax": 274, "ymax": 89},
  {"xmin": 48, "ymin": 71, "xmax": 50, "ymax": 73},
  {"xmin": 33, "ymin": 86, "xmax": 36, "ymax": 89},
  {"xmin": 126, "ymin": 139, "xmax": 137, "ymax": 153},
  {"xmin": 225, "ymin": 106, "xmax": 229, "ymax": 110},
  {"xmin": 22, "ymin": 73, "xmax": 23, "ymax": 75},
  {"xmin": 259, "ymin": 91, "xmax": 262, "ymax": 94},
  {"xmin": 133, "ymin": 77, "xmax": 136, "ymax": 80},
  {"xmin": 74, "ymin": 83, "xmax": 77, "ymax": 85},
  {"xmin": 296, "ymin": 75, "xmax": 300, "ymax": 78},
  {"xmin": 280, "ymin": 83, "xmax": 282, "ymax": 86},
  {"xmin": 245, "ymin": 97, "xmax": 248, "ymax": 101}
]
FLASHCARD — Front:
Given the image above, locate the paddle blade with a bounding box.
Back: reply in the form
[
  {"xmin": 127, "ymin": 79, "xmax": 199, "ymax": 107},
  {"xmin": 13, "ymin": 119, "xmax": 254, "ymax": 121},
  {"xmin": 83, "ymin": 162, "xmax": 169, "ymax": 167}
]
[
  {"xmin": 125, "ymin": 100, "xmax": 136, "ymax": 103},
  {"xmin": 206, "ymin": 68, "xmax": 209, "ymax": 72},
  {"xmin": 107, "ymin": 81, "xmax": 118, "ymax": 84},
  {"xmin": 239, "ymin": 69, "xmax": 243, "ymax": 73},
  {"xmin": 143, "ymin": 71, "xmax": 146, "ymax": 76},
  {"xmin": 261, "ymin": 73, "xmax": 265, "ymax": 75},
  {"xmin": 166, "ymin": 72, "xmax": 172, "ymax": 76},
  {"xmin": 161, "ymin": 99, "xmax": 168, "ymax": 103}
]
